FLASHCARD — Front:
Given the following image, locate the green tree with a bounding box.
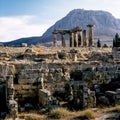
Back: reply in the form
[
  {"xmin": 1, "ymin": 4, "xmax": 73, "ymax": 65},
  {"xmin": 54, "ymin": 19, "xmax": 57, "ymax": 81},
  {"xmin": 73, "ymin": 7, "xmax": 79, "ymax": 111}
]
[
  {"xmin": 115, "ymin": 33, "xmax": 119, "ymax": 40},
  {"xmin": 102, "ymin": 44, "xmax": 108, "ymax": 48}
]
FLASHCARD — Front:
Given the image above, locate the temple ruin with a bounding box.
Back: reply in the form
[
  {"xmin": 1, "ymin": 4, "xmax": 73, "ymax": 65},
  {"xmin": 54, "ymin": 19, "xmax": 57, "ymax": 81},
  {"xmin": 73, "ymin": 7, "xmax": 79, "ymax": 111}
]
[{"xmin": 52, "ymin": 24, "xmax": 94, "ymax": 47}]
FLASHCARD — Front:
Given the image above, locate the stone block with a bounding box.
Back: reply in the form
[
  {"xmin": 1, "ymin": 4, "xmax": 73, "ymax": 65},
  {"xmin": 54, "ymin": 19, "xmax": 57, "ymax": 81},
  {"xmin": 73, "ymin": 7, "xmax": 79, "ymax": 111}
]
[
  {"xmin": 26, "ymin": 79, "xmax": 37, "ymax": 84},
  {"xmin": 18, "ymin": 79, "xmax": 27, "ymax": 84},
  {"xmin": 116, "ymin": 89, "xmax": 120, "ymax": 93},
  {"xmin": 21, "ymin": 43, "xmax": 28, "ymax": 47},
  {"xmin": 8, "ymin": 95, "xmax": 14, "ymax": 100},
  {"xmin": 22, "ymin": 85, "xmax": 33, "ymax": 89},
  {"xmin": 20, "ymin": 90, "xmax": 28, "ymax": 94},
  {"xmin": 6, "ymin": 75, "xmax": 13, "ymax": 84},
  {"xmin": 8, "ymin": 99, "xmax": 18, "ymax": 119},
  {"xmin": 116, "ymin": 94, "xmax": 120, "ymax": 99},
  {"xmin": 14, "ymin": 85, "xmax": 22, "ymax": 90},
  {"xmin": 7, "ymin": 88, "xmax": 14, "ymax": 95},
  {"xmin": 49, "ymin": 68, "xmax": 55, "ymax": 73},
  {"xmin": 39, "ymin": 89, "xmax": 51, "ymax": 106},
  {"xmin": 7, "ymin": 84, "xmax": 13, "ymax": 88}
]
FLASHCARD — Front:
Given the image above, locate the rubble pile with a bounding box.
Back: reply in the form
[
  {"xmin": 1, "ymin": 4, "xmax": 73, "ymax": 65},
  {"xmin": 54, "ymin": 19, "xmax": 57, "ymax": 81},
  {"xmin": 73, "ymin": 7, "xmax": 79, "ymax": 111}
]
[{"xmin": 0, "ymin": 45, "xmax": 119, "ymax": 119}]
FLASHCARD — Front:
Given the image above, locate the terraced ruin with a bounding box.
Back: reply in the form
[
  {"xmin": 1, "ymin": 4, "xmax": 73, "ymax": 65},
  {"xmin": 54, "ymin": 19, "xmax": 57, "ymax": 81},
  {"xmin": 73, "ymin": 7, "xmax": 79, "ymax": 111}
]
[{"xmin": 0, "ymin": 27, "xmax": 120, "ymax": 119}]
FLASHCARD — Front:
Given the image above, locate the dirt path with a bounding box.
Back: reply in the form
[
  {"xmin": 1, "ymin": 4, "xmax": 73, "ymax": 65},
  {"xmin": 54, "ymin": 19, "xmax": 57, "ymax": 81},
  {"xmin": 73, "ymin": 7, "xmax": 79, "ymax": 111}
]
[{"xmin": 95, "ymin": 111, "xmax": 120, "ymax": 120}]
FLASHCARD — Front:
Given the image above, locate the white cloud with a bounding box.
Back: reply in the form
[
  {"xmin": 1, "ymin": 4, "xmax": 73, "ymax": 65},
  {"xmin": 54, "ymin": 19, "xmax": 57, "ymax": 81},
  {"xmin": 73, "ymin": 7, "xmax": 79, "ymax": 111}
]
[{"xmin": 0, "ymin": 16, "xmax": 50, "ymax": 42}]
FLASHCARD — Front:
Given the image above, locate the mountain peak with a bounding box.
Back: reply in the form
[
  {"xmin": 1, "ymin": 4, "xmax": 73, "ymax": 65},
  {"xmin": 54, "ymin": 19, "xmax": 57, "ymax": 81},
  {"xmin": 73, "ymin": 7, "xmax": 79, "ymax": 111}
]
[
  {"xmin": 4, "ymin": 9, "xmax": 120, "ymax": 46},
  {"xmin": 67, "ymin": 9, "xmax": 113, "ymax": 16},
  {"xmin": 42, "ymin": 9, "xmax": 120, "ymax": 39}
]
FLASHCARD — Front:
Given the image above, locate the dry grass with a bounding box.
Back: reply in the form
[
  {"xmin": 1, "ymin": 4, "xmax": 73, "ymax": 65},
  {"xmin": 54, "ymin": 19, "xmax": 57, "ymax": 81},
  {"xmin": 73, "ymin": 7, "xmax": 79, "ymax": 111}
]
[
  {"xmin": 33, "ymin": 48, "xmax": 41, "ymax": 53},
  {"xmin": 112, "ymin": 105, "xmax": 120, "ymax": 112},
  {"xmin": 5, "ymin": 106, "xmax": 120, "ymax": 120},
  {"xmin": 16, "ymin": 111, "xmax": 46, "ymax": 120},
  {"xmin": 49, "ymin": 107, "xmax": 75, "ymax": 119},
  {"xmin": 24, "ymin": 113, "xmax": 45, "ymax": 120},
  {"xmin": 80, "ymin": 109, "xmax": 96, "ymax": 120},
  {"xmin": 49, "ymin": 107, "xmax": 96, "ymax": 120}
]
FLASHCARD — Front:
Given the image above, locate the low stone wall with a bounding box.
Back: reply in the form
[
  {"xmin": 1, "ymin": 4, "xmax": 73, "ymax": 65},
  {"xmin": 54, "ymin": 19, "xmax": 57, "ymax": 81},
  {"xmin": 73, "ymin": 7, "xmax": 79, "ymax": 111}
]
[{"xmin": 0, "ymin": 61, "xmax": 119, "ymax": 103}]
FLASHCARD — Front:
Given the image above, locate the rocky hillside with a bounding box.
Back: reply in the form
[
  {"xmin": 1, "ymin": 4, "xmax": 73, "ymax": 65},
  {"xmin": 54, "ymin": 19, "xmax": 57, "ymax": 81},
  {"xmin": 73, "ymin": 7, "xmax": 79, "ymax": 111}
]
[{"xmin": 4, "ymin": 9, "xmax": 120, "ymax": 46}]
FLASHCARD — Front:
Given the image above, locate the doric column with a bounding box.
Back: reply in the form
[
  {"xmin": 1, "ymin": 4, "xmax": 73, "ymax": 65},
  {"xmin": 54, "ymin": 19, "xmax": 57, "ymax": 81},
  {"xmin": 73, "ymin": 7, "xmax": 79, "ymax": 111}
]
[
  {"xmin": 74, "ymin": 31, "xmax": 78, "ymax": 47},
  {"xmin": 78, "ymin": 28, "xmax": 83, "ymax": 47},
  {"xmin": 87, "ymin": 24, "xmax": 94, "ymax": 47},
  {"xmin": 61, "ymin": 32, "xmax": 66, "ymax": 47},
  {"xmin": 53, "ymin": 31, "xmax": 57, "ymax": 47},
  {"xmin": 83, "ymin": 30, "xmax": 88, "ymax": 47},
  {"xmin": 69, "ymin": 31, "xmax": 74, "ymax": 47}
]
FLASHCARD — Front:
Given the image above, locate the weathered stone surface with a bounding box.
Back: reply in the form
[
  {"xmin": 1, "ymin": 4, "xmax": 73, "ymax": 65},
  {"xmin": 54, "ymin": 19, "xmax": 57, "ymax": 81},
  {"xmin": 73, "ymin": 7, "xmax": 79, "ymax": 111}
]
[
  {"xmin": 21, "ymin": 43, "xmax": 28, "ymax": 47},
  {"xmin": 58, "ymin": 50, "xmax": 68, "ymax": 59},
  {"xmin": 8, "ymin": 99, "xmax": 18, "ymax": 119},
  {"xmin": 39, "ymin": 89, "xmax": 51, "ymax": 106},
  {"xmin": 0, "ymin": 46, "xmax": 120, "ymax": 115}
]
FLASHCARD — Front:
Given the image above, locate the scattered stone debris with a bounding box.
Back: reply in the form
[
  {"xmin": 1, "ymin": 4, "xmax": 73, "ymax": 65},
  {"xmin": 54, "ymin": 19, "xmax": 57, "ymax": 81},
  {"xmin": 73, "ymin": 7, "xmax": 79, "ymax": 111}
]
[{"xmin": 0, "ymin": 35, "xmax": 120, "ymax": 119}]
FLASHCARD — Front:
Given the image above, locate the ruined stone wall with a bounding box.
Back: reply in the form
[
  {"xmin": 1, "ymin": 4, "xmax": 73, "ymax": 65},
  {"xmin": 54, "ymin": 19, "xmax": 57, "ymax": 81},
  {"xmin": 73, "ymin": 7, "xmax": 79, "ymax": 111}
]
[
  {"xmin": 13, "ymin": 63, "xmax": 120, "ymax": 101},
  {"xmin": 13, "ymin": 62, "xmax": 73, "ymax": 100},
  {"xmin": 0, "ymin": 46, "xmax": 119, "ymax": 107},
  {"xmin": 0, "ymin": 62, "xmax": 119, "ymax": 103}
]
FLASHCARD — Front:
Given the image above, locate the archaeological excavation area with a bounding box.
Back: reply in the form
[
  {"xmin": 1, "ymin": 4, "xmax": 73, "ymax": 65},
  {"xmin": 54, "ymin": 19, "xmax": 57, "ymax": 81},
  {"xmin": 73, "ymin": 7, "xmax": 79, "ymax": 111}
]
[{"xmin": 0, "ymin": 27, "xmax": 120, "ymax": 119}]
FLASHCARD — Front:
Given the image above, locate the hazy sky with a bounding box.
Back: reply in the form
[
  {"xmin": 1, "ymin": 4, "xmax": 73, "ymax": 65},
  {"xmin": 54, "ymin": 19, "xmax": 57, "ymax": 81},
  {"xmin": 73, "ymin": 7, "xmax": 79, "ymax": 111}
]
[{"xmin": 1, "ymin": 0, "xmax": 120, "ymax": 42}]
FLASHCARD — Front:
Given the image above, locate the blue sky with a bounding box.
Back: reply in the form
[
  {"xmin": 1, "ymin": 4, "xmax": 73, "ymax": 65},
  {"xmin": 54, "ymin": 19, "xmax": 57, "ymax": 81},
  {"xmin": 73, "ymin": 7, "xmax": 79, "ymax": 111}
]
[{"xmin": 0, "ymin": 0, "xmax": 120, "ymax": 42}]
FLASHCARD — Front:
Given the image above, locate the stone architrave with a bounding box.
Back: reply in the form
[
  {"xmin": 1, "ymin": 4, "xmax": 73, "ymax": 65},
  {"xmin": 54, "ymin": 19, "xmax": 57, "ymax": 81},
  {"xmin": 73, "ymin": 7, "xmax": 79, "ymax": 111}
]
[
  {"xmin": 53, "ymin": 31, "xmax": 57, "ymax": 47},
  {"xmin": 87, "ymin": 24, "xmax": 94, "ymax": 47},
  {"xmin": 69, "ymin": 31, "xmax": 74, "ymax": 47},
  {"xmin": 61, "ymin": 32, "xmax": 66, "ymax": 47},
  {"xmin": 83, "ymin": 30, "xmax": 88, "ymax": 47}
]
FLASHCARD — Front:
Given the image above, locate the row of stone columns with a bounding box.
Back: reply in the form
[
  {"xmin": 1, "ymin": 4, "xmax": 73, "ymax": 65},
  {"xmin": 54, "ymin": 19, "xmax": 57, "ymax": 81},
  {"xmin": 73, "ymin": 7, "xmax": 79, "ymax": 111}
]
[{"xmin": 53, "ymin": 24, "xmax": 94, "ymax": 47}]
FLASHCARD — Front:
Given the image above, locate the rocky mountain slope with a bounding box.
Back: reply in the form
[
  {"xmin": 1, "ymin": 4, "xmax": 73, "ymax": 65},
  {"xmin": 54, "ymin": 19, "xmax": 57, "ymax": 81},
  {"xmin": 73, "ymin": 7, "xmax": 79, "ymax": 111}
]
[{"xmin": 4, "ymin": 9, "xmax": 120, "ymax": 46}]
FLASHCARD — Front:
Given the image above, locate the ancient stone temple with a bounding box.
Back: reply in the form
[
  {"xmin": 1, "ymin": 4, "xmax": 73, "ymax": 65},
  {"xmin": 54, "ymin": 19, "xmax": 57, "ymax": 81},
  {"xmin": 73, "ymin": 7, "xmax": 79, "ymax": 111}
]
[{"xmin": 52, "ymin": 25, "xmax": 94, "ymax": 47}]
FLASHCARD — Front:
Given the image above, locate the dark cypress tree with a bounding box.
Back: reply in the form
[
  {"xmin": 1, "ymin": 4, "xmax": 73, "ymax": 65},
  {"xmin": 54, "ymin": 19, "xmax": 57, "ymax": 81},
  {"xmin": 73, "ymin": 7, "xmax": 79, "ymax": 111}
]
[
  {"xmin": 115, "ymin": 33, "xmax": 119, "ymax": 41},
  {"xmin": 97, "ymin": 39, "xmax": 101, "ymax": 47},
  {"xmin": 113, "ymin": 39, "xmax": 116, "ymax": 47}
]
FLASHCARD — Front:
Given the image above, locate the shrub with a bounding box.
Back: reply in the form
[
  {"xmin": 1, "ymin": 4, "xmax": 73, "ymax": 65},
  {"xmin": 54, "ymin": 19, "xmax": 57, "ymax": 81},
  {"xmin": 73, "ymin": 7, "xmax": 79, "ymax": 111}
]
[
  {"xmin": 49, "ymin": 107, "xmax": 72, "ymax": 119},
  {"xmin": 102, "ymin": 44, "xmax": 108, "ymax": 48},
  {"xmin": 81, "ymin": 109, "xmax": 96, "ymax": 120}
]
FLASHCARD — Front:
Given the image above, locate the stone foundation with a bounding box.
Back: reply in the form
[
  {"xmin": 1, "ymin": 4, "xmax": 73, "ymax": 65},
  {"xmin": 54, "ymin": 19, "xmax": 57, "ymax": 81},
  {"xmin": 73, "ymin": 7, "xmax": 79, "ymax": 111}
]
[{"xmin": 0, "ymin": 47, "xmax": 119, "ymax": 114}]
